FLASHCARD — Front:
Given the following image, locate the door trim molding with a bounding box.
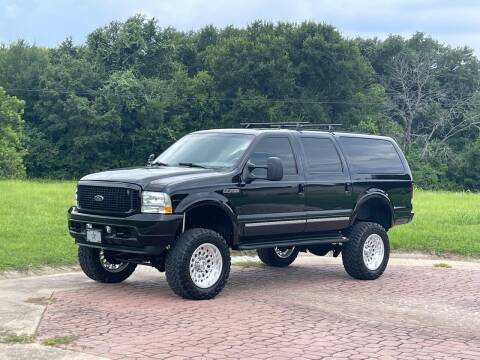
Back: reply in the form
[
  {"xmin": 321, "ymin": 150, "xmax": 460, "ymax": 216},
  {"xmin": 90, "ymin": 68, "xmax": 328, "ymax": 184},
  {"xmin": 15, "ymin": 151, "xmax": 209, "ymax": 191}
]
[
  {"xmin": 244, "ymin": 219, "xmax": 306, "ymax": 228},
  {"xmin": 307, "ymin": 216, "xmax": 350, "ymax": 224},
  {"xmin": 244, "ymin": 216, "xmax": 350, "ymax": 228}
]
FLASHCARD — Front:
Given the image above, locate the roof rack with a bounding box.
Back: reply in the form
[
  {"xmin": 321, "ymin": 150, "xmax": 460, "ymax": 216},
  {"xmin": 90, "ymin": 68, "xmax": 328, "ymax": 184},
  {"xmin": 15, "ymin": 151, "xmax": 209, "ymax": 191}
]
[{"xmin": 240, "ymin": 122, "xmax": 342, "ymax": 132}]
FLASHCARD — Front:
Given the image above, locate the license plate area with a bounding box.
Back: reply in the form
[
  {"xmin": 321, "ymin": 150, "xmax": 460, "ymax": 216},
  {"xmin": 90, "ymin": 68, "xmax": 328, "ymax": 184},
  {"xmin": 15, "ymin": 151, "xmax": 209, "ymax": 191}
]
[{"xmin": 86, "ymin": 229, "xmax": 102, "ymax": 243}]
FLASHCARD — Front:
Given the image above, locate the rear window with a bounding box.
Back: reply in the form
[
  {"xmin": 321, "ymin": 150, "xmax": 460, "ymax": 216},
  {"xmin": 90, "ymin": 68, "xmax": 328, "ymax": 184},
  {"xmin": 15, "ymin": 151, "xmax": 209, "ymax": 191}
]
[{"xmin": 339, "ymin": 137, "xmax": 405, "ymax": 174}]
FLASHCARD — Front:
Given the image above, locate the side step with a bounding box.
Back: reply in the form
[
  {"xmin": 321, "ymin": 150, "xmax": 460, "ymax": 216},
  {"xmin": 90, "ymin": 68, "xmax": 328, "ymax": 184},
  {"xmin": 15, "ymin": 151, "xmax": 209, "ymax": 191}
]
[{"xmin": 237, "ymin": 234, "xmax": 348, "ymax": 250}]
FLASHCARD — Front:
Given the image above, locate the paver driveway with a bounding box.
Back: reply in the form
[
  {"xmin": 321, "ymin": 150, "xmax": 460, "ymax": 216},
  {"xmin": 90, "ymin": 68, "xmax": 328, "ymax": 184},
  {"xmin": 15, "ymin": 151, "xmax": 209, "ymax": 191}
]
[{"xmin": 36, "ymin": 256, "xmax": 480, "ymax": 360}]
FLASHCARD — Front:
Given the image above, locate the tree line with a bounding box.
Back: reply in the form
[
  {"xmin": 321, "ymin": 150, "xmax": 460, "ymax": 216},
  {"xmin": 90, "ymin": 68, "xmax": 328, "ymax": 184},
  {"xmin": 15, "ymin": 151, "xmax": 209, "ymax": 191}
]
[{"xmin": 0, "ymin": 16, "xmax": 479, "ymax": 189}]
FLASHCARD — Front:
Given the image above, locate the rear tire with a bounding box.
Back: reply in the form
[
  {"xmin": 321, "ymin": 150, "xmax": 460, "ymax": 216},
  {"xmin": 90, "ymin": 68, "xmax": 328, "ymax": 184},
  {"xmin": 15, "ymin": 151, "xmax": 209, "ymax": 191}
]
[
  {"xmin": 342, "ymin": 222, "xmax": 389, "ymax": 280},
  {"xmin": 257, "ymin": 247, "xmax": 299, "ymax": 267},
  {"xmin": 165, "ymin": 228, "xmax": 231, "ymax": 300},
  {"xmin": 78, "ymin": 247, "xmax": 137, "ymax": 283}
]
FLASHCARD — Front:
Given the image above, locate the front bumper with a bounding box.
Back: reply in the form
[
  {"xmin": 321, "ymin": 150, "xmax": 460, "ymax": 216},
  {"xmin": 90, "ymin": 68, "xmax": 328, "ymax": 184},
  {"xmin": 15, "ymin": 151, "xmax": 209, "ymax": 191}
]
[{"xmin": 68, "ymin": 207, "xmax": 183, "ymax": 255}]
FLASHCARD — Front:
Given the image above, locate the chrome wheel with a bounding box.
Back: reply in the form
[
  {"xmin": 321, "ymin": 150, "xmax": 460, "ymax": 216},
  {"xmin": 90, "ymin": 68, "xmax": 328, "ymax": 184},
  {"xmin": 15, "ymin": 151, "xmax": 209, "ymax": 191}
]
[
  {"xmin": 362, "ymin": 234, "xmax": 385, "ymax": 270},
  {"xmin": 189, "ymin": 243, "xmax": 223, "ymax": 289},
  {"xmin": 274, "ymin": 246, "xmax": 296, "ymax": 259},
  {"xmin": 99, "ymin": 250, "xmax": 129, "ymax": 273}
]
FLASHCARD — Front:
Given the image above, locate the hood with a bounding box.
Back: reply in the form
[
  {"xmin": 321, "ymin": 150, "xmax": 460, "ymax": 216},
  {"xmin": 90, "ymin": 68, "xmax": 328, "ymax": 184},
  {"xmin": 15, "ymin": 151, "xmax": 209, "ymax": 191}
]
[{"xmin": 80, "ymin": 166, "xmax": 222, "ymax": 189}]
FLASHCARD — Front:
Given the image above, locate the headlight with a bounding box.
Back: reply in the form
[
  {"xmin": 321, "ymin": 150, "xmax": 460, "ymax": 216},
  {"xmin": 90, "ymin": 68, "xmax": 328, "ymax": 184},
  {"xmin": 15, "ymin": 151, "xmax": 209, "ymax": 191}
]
[
  {"xmin": 141, "ymin": 191, "xmax": 172, "ymax": 214},
  {"xmin": 74, "ymin": 188, "xmax": 78, "ymax": 206}
]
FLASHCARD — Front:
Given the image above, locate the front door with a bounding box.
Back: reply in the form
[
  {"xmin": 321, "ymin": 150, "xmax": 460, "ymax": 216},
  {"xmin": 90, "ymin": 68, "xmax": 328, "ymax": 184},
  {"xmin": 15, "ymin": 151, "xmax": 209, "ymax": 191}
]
[
  {"xmin": 299, "ymin": 135, "xmax": 353, "ymax": 232},
  {"xmin": 234, "ymin": 135, "xmax": 305, "ymax": 240}
]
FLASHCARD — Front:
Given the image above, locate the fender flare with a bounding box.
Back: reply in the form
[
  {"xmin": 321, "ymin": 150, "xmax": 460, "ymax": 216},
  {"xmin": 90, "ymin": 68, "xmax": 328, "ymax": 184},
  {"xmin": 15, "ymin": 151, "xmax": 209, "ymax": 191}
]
[
  {"xmin": 174, "ymin": 192, "xmax": 238, "ymax": 244},
  {"xmin": 350, "ymin": 190, "xmax": 394, "ymax": 228}
]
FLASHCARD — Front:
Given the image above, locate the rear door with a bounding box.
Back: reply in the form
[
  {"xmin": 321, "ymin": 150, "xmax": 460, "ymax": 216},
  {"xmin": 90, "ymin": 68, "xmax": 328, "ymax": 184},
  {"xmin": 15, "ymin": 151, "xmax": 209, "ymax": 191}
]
[{"xmin": 299, "ymin": 134, "xmax": 353, "ymax": 232}]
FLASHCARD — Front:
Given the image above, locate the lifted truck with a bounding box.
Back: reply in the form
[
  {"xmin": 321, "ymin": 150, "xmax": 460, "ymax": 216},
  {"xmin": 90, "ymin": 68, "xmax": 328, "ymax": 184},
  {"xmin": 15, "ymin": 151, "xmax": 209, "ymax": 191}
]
[{"xmin": 68, "ymin": 123, "xmax": 414, "ymax": 300}]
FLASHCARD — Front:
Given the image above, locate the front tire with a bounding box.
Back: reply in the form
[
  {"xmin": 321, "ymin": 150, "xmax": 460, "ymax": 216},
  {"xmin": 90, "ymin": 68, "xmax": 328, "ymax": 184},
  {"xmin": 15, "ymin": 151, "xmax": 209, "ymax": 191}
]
[
  {"xmin": 165, "ymin": 228, "xmax": 231, "ymax": 300},
  {"xmin": 257, "ymin": 247, "xmax": 299, "ymax": 267},
  {"xmin": 78, "ymin": 247, "xmax": 137, "ymax": 283},
  {"xmin": 342, "ymin": 222, "xmax": 390, "ymax": 280}
]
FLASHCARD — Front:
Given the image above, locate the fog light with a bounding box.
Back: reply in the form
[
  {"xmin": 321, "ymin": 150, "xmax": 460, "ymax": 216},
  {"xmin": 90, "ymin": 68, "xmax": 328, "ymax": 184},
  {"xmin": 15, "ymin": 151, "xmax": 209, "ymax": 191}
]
[{"xmin": 105, "ymin": 226, "xmax": 112, "ymax": 234}]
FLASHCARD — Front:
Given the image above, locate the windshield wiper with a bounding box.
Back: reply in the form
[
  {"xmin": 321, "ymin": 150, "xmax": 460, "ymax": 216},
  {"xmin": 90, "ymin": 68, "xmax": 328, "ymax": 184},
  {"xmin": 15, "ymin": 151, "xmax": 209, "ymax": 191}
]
[
  {"xmin": 178, "ymin": 162, "xmax": 207, "ymax": 169},
  {"xmin": 151, "ymin": 161, "xmax": 169, "ymax": 166}
]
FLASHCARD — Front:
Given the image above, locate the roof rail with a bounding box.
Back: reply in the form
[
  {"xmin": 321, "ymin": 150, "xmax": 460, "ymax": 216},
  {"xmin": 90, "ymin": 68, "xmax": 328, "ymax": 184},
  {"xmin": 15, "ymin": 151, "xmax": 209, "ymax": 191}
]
[
  {"xmin": 240, "ymin": 122, "xmax": 342, "ymax": 132},
  {"xmin": 240, "ymin": 122, "xmax": 309, "ymax": 129},
  {"xmin": 299, "ymin": 123, "xmax": 343, "ymax": 132}
]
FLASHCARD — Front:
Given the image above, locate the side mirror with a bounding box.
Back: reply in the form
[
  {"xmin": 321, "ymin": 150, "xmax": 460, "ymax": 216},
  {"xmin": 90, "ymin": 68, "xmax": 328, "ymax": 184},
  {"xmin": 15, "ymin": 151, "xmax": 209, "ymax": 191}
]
[
  {"xmin": 245, "ymin": 156, "xmax": 283, "ymax": 182},
  {"xmin": 266, "ymin": 157, "xmax": 283, "ymax": 181},
  {"xmin": 147, "ymin": 153, "xmax": 155, "ymax": 167}
]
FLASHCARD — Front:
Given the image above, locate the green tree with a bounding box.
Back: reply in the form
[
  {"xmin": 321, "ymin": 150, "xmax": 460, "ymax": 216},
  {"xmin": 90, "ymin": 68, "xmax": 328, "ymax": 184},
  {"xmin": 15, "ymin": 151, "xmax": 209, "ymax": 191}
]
[
  {"xmin": 86, "ymin": 15, "xmax": 176, "ymax": 78},
  {"xmin": 25, "ymin": 39, "xmax": 102, "ymax": 178},
  {"xmin": 0, "ymin": 41, "xmax": 49, "ymax": 125},
  {"xmin": 0, "ymin": 87, "xmax": 26, "ymax": 178},
  {"xmin": 455, "ymin": 139, "xmax": 480, "ymax": 190}
]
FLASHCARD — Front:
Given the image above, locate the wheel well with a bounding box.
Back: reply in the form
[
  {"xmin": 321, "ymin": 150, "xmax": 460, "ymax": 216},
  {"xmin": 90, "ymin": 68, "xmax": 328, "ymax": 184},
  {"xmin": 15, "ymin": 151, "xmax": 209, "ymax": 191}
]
[
  {"xmin": 182, "ymin": 204, "xmax": 234, "ymax": 246},
  {"xmin": 354, "ymin": 197, "xmax": 392, "ymax": 230}
]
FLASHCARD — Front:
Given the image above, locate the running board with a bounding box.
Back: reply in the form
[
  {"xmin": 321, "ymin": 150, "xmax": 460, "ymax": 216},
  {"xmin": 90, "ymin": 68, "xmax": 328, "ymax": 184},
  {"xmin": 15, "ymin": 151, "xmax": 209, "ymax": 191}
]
[{"xmin": 237, "ymin": 234, "xmax": 348, "ymax": 250}]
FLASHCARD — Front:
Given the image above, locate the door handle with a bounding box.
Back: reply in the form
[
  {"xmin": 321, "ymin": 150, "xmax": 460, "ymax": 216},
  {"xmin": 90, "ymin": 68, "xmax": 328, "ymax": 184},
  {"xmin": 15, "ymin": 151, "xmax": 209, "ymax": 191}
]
[
  {"xmin": 345, "ymin": 182, "xmax": 352, "ymax": 193},
  {"xmin": 298, "ymin": 183, "xmax": 305, "ymax": 195}
]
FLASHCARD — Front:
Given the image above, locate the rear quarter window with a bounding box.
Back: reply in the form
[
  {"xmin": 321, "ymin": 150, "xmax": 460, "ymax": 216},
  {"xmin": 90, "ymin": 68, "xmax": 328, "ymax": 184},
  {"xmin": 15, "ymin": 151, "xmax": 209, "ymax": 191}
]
[{"xmin": 339, "ymin": 137, "xmax": 405, "ymax": 174}]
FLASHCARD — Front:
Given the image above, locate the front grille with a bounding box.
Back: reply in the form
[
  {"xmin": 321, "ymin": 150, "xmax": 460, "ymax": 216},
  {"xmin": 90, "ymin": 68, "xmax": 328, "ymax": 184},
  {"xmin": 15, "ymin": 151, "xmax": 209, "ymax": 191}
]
[{"xmin": 77, "ymin": 184, "xmax": 140, "ymax": 215}]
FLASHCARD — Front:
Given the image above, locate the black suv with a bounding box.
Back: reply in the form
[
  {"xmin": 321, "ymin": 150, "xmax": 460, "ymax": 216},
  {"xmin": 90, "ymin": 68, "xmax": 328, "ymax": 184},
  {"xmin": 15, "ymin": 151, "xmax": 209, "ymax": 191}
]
[{"xmin": 68, "ymin": 124, "xmax": 414, "ymax": 300}]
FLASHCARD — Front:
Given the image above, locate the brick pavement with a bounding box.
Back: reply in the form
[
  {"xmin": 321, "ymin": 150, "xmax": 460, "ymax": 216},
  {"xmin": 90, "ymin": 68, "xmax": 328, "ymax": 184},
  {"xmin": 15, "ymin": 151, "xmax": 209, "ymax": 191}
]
[{"xmin": 37, "ymin": 257, "xmax": 480, "ymax": 359}]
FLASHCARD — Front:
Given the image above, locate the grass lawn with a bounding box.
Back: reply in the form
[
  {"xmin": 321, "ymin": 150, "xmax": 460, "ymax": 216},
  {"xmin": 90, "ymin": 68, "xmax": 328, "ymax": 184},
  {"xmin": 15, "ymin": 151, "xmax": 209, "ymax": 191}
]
[
  {"xmin": 390, "ymin": 190, "xmax": 480, "ymax": 257},
  {"xmin": 0, "ymin": 180, "xmax": 76, "ymax": 271},
  {"xmin": 0, "ymin": 180, "xmax": 479, "ymax": 271}
]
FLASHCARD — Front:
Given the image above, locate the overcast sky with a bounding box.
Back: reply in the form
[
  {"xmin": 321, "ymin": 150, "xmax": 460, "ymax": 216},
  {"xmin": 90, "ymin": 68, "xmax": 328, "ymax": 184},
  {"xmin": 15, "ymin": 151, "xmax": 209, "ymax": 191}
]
[{"xmin": 1, "ymin": 0, "xmax": 479, "ymax": 55}]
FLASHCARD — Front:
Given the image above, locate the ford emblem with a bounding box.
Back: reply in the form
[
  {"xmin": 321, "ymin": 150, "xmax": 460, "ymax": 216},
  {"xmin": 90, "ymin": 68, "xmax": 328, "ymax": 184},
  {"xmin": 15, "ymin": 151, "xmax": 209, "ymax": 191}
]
[{"xmin": 94, "ymin": 195, "xmax": 104, "ymax": 202}]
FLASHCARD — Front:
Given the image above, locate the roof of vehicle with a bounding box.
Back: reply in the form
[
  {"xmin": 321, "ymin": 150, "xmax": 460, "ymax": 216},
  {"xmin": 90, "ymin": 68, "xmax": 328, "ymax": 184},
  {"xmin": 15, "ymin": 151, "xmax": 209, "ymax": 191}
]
[{"xmin": 193, "ymin": 128, "xmax": 395, "ymax": 141}]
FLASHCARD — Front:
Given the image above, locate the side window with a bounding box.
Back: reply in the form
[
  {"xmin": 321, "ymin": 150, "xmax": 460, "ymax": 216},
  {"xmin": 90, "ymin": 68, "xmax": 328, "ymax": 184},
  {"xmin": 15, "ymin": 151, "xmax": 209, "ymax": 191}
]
[
  {"xmin": 249, "ymin": 137, "xmax": 297, "ymax": 176},
  {"xmin": 301, "ymin": 137, "xmax": 342, "ymax": 173},
  {"xmin": 339, "ymin": 137, "xmax": 405, "ymax": 174}
]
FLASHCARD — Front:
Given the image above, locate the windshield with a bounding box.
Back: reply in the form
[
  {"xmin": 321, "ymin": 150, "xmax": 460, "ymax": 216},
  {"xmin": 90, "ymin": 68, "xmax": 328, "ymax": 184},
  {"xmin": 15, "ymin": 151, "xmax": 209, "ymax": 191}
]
[{"xmin": 154, "ymin": 133, "xmax": 254, "ymax": 169}]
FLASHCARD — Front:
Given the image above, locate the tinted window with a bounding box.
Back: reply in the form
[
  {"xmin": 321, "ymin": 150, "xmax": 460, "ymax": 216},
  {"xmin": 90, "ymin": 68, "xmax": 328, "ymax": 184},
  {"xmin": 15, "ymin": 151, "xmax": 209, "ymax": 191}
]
[
  {"xmin": 249, "ymin": 137, "xmax": 297, "ymax": 176},
  {"xmin": 301, "ymin": 137, "xmax": 342, "ymax": 173},
  {"xmin": 340, "ymin": 137, "xmax": 405, "ymax": 174}
]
